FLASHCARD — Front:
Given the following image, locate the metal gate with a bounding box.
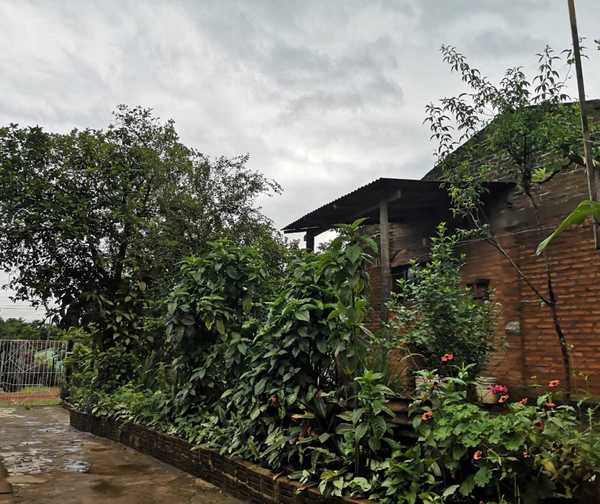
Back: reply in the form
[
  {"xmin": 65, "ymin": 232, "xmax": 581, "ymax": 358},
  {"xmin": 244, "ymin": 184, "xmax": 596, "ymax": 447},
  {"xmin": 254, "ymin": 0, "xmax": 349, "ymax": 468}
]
[{"xmin": 0, "ymin": 340, "xmax": 68, "ymax": 403}]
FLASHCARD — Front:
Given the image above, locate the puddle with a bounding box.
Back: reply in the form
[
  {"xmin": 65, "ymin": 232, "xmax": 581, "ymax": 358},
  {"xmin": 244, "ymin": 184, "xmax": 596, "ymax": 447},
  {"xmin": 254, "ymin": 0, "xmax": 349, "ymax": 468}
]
[
  {"xmin": 0, "ymin": 406, "xmax": 91, "ymax": 477},
  {"xmin": 64, "ymin": 460, "xmax": 90, "ymax": 473}
]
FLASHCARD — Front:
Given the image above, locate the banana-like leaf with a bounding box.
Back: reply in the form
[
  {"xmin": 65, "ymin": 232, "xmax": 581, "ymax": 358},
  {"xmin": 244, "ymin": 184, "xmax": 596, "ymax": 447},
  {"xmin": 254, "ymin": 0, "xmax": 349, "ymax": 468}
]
[{"xmin": 536, "ymin": 200, "xmax": 600, "ymax": 255}]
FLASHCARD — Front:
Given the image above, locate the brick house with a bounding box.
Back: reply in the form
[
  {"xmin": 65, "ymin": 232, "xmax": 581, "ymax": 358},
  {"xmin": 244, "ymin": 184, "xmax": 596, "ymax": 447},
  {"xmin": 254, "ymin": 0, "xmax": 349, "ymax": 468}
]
[{"xmin": 283, "ymin": 101, "xmax": 600, "ymax": 397}]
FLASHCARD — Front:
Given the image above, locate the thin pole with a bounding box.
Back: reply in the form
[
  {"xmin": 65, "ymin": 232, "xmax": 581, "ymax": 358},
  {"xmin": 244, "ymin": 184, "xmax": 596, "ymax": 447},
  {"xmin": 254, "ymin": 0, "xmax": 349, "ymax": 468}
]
[{"xmin": 567, "ymin": 0, "xmax": 600, "ymax": 248}]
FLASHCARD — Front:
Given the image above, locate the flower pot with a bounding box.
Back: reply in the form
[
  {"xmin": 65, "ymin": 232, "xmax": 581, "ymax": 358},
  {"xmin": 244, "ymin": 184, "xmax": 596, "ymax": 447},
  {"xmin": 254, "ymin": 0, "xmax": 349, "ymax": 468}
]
[
  {"xmin": 414, "ymin": 374, "xmax": 451, "ymax": 390},
  {"xmin": 414, "ymin": 375, "xmax": 433, "ymax": 389},
  {"xmin": 475, "ymin": 376, "xmax": 497, "ymax": 404}
]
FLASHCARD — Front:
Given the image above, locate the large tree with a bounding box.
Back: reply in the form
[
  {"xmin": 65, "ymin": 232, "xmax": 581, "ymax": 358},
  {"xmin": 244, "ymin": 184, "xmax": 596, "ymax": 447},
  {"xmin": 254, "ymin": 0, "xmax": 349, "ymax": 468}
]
[{"xmin": 0, "ymin": 105, "xmax": 281, "ymax": 348}]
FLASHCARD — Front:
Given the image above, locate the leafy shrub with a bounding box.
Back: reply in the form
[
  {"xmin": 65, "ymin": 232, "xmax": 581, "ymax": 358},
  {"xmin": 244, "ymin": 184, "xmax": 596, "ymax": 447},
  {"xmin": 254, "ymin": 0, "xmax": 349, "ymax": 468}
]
[
  {"xmin": 388, "ymin": 223, "xmax": 496, "ymax": 376},
  {"xmin": 206, "ymin": 221, "xmax": 379, "ymax": 469},
  {"xmin": 164, "ymin": 239, "xmax": 274, "ymax": 414},
  {"xmin": 404, "ymin": 366, "xmax": 600, "ymax": 503},
  {"xmin": 65, "ymin": 221, "xmax": 600, "ymax": 503}
]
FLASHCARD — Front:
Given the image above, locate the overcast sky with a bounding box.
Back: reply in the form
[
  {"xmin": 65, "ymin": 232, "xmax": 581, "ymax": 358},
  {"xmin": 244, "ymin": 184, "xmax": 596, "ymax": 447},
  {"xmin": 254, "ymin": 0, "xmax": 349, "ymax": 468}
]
[{"xmin": 1, "ymin": 0, "xmax": 599, "ymax": 321}]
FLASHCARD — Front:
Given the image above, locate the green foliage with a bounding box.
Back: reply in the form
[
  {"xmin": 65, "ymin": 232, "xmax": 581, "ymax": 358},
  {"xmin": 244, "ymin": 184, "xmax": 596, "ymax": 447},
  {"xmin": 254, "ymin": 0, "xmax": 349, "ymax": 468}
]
[
  {"xmin": 388, "ymin": 223, "xmax": 496, "ymax": 376},
  {"xmin": 426, "ymin": 45, "xmax": 593, "ymax": 213},
  {"xmin": 65, "ymin": 220, "xmax": 600, "ymax": 503},
  {"xmin": 0, "ymin": 105, "xmax": 282, "ymax": 350},
  {"xmin": 404, "ymin": 366, "xmax": 600, "ymax": 503},
  {"xmin": 0, "ymin": 317, "xmax": 64, "ymax": 340},
  {"xmin": 537, "ymin": 200, "xmax": 600, "ymax": 254},
  {"xmin": 164, "ymin": 239, "xmax": 274, "ymax": 413}
]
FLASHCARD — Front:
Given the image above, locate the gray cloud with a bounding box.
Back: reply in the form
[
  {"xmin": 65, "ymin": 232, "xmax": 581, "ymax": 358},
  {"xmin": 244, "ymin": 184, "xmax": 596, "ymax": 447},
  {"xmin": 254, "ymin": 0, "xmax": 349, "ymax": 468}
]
[{"xmin": 1, "ymin": 0, "xmax": 600, "ymax": 320}]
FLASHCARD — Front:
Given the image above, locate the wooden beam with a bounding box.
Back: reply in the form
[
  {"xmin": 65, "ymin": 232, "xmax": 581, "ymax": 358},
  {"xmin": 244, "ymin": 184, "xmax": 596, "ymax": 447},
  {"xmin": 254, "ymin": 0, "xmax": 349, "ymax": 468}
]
[
  {"xmin": 345, "ymin": 189, "xmax": 402, "ymax": 224},
  {"xmin": 304, "ymin": 231, "xmax": 316, "ymax": 252},
  {"xmin": 379, "ymin": 200, "xmax": 392, "ymax": 320}
]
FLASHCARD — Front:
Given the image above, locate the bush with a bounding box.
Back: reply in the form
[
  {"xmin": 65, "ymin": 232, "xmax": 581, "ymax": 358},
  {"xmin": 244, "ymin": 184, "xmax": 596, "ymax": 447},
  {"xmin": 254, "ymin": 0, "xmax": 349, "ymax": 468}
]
[
  {"xmin": 402, "ymin": 366, "xmax": 600, "ymax": 503},
  {"xmin": 65, "ymin": 222, "xmax": 600, "ymax": 503},
  {"xmin": 388, "ymin": 223, "xmax": 496, "ymax": 377}
]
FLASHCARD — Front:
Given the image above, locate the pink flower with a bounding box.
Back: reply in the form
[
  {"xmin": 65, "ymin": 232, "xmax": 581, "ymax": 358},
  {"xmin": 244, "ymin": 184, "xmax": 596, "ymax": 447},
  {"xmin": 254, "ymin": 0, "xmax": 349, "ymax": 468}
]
[
  {"xmin": 441, "ymin": 353, "xmax": 455, "ymax": 363},
  {"xmin": 518, "ymin": 398, "xmax": 528, "ymax": 406},
  {"xmin": 548, "ymin": 379, "xmax": 560, "ymax": 389},
  {"xmin": 544, "ymin": 401, "xmax": 557, "ymax": 410},
  {"xmin": 421, "ymin": 411, "xmax": 433, "ymax": 422},
  {"xmin": 473, "ymin": 450, "xmax": 483, "ymax": 461},
  {"xmin": 492, "ymin": 384, "xmax": 508, "ymax": 395},
  {"xmin": 498, "ymin": 394, "xmax": 510, "ymax": 404}
]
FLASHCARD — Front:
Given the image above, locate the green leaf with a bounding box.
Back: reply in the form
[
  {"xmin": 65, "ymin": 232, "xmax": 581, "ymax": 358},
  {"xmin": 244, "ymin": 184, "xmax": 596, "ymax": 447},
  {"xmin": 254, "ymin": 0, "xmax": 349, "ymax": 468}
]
[
  {"xmin": 370, "ymin": 415, "xmax": 387, "ymax": 440},
  {"xmin": 442, "ymin": 484, "xmax": 460, "ymax": 498},
  {"xmin": 537, "ymin": 200, "xmax": 600, "ymax": 254},
  {"xmin": 295, "ymin": 310, "xmax": 310, "ymax": 322},
  {"xmin": 242, "ymin": 296, "xmax": 253, "ymax": 313},
  {"xmin": 474, "ymin": 465, "xmax": 492, "ymax": 487},
  {"xmin": 351, "ymin": 477, "xmax": 371, "ymax": 492},
  {"xmin": 352, "ymin": 408, "xmax": 364, "ymax": 424},
  {"xmin": 346, "ymin": 244, "xmax": 362, "ymax": 264},
  {"xmin": 355, "ymin": 422, "xmax": 369, "ymax": 442},
  {"xmin": 337, "ymin": 411, "xmax": 354, "ymax": 422},
  {"xmin": 254, "ymin": 377, "xmax": 267, "ymax": 395},
  {"xmin": 459, "ymin": 475, "xmax": 475, "ymax": 497}
]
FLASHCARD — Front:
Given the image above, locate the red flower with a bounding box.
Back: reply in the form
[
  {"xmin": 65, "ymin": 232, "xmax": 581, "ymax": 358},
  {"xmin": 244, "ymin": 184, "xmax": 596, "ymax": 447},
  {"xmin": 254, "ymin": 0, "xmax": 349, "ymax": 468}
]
[
  {"xmin": 473, "ymin": 450, "xmax": 483, "ymax": 461},
  {"xmin": 534, "ymin": 420, "xmax": 545, "ymax": 432},
  {"xmin": 492, "ymin": 384, "xmax": 508, "ymax": 395},
  {"xmin": 518, "ymin": 398, "xmax": 528, "ymax": 406},
  {"xmin": 498, "ymin": 394, "xmax": 510, "ymax": 404},
  {"xmin": 548, "ymin": 379, "xmax": 560, "ymax": 389},
  {"xmin": 441, "ymin": 353, "xmax": 454, "ymax": 363},
  {"xmin": 421, "ymin": 411, "xmax": 433, "ymax": 422},
  {"xmin": 544, "ymin": 401, "xmax": 556, "ymax": 409}
]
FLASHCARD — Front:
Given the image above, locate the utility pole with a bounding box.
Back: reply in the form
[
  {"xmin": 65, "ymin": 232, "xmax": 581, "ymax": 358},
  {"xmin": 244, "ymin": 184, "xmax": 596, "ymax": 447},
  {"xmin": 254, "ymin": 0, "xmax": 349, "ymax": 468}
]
[{"xmin": 567, "ymin": 0, "xmax": 600, "ymax": 248}]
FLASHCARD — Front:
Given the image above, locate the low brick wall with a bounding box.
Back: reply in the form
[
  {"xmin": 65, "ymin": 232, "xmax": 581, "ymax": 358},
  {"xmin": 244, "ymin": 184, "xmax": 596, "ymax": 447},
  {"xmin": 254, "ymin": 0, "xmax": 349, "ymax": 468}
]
[{"xmin": 67, "ymin": 406, "xmax": 366, "ymax": 504}]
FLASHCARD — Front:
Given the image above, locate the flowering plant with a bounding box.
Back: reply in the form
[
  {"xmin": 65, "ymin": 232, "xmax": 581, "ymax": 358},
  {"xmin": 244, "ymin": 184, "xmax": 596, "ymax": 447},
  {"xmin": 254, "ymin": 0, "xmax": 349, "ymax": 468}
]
[
  {"xmin": 388, "ymin": 224, "xmax": 497, "ymax": 377},
  {"xmin": 405, "ymin": 365, "xmax": 600, "ymax": 503}
]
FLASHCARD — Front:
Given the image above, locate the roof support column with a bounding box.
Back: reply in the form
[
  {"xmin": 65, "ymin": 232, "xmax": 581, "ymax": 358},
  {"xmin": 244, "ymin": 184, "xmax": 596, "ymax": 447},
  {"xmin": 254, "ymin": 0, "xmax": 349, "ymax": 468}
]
[
  {"xmin": 304, "ymin": 231, "xmax": 316, "ymax": 252},
  {"xmin": 379, "ymin": 200, "xmax": 392, "ymax": 320}
]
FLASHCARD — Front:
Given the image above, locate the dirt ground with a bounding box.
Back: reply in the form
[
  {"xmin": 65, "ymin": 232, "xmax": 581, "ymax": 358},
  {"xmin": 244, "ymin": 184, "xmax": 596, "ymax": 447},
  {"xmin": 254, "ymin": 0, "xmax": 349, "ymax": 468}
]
[{"xmin": 0, "ymin": 406, "xmax": 244, "ymax": 504}]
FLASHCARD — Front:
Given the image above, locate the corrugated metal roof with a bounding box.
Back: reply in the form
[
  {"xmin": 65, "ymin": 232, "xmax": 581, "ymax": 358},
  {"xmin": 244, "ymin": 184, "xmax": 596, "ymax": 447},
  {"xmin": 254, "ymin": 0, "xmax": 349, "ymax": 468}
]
[{"xmin": 282, "ymin": 177, "xmax": 513, "ymax": 233}]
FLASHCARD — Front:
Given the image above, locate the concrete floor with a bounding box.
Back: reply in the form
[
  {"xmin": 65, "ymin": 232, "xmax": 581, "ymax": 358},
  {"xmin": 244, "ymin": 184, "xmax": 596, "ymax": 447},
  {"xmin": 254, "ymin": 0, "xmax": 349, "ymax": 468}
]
[{"xmin": 0, "ymin": 406, "xmax": 244, "ymax": 503}]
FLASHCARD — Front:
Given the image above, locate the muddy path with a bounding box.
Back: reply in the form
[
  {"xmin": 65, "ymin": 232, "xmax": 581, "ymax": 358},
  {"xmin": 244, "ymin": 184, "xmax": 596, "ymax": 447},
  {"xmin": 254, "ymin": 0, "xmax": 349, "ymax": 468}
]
[{"xmin": 0, "ymin": 406, "xmax": 244, "ymax": 503}]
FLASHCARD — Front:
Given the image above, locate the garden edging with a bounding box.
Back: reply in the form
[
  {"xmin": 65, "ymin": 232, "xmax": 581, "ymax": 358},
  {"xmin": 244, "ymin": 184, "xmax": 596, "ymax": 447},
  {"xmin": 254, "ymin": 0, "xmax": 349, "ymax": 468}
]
[{"xmin": 66, "ymin": 405, "xmax": 367, "ymax": 504}]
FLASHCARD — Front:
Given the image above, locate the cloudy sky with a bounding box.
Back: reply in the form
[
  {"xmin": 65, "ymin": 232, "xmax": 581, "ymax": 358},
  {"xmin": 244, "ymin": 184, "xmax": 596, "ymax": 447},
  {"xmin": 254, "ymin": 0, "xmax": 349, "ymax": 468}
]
[{"xmin": 1, "ymin": 0, "xmax": 600, "ymax": 320}]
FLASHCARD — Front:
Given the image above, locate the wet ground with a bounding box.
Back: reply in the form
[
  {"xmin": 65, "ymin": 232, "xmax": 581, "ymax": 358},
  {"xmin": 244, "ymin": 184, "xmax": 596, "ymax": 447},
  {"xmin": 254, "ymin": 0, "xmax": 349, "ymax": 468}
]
[{"xmin": 0, "ymin": 406, "xmax": 244, "ymax": 503}]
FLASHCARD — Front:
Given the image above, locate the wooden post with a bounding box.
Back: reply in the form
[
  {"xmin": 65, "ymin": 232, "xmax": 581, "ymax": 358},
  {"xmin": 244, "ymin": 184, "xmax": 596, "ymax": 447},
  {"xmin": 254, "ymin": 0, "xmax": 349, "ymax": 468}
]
[
  {"xmin": 304, "ymin": 231, "xmax": 315, "ymax": 252},
  {"xmin": 379, "ymin": 200, "xmax": 392, "ymax": 320},
  {"xmin": 567, "ymin": 0, "xmax": 600, "ymax": 248}
]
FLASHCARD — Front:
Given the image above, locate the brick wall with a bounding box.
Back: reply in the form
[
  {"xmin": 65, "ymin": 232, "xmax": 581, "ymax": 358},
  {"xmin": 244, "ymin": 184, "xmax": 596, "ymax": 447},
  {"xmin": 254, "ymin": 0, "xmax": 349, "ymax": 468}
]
[
  {"xmin": 68, "ymin": 407, "xmax": 368, "ymax": 504},
  {"xmin": 370, "ymin": 166, "xmax": 600, "ymax": 397}
]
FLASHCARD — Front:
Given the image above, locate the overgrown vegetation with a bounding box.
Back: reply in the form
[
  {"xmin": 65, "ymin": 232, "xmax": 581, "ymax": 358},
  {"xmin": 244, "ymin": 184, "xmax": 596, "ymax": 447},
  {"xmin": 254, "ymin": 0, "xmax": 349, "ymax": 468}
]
[
  {"xmin": 388, "ymin": 223, "xmax": 496, "ymax": 377},
  {"xmin": 0, "ymin": 317, "xmax": 63, "ymax": 340},
  {"xmin": 0, "ymin": 105, "xmax": 285, "ymax": 351},
  {"xmin": 66, "ymin": 221, "xmax": 600, "ymax": 503},
  {"xmin": 424, "ymin": 45, "xmax": 600, "ymax": 400}
]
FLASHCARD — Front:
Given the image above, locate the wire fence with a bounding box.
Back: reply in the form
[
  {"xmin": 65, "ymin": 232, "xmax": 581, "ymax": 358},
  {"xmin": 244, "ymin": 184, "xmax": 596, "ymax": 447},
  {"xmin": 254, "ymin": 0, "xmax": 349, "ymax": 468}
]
[{"xmin": 0, "ymin": 340, "xmax": 68, "ymax": 403}]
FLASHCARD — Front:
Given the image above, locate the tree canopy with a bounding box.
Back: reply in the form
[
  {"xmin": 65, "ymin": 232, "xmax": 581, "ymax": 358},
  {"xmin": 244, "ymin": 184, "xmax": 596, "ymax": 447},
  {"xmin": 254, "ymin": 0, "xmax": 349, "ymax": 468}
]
[{"xmin": 0, "ymin": 105, "xmax": 283, "ymax": 345}]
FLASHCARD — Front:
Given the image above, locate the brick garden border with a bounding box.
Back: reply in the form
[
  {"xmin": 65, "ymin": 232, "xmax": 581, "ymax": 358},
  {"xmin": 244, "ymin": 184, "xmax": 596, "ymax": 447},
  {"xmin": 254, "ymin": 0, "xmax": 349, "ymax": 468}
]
[{"xmin": 66, "ymin": 405, "xmax": 367, "ymax": 504}]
